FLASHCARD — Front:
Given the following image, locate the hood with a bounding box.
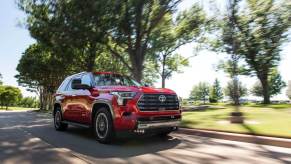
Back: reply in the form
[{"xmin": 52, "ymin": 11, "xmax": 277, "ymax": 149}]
[{"xmin": 95, "ymin": 86, "xmax": 176, "ymax": 94}]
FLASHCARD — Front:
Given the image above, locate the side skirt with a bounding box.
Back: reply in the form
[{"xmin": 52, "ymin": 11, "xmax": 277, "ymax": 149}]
[{"xmin": 62, "ymin": 120, "xmax": 91, "ymax": 128}]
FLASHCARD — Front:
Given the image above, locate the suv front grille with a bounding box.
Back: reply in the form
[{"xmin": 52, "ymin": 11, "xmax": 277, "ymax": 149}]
[{"xmin": 137, "ymin": 94, "xmax": 179, "ymax": 111}]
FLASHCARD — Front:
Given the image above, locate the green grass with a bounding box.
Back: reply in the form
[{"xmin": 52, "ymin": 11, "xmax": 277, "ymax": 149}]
[
  {"xmin": 182, "ymin": 105, "xmax": 291, "ymax": 138},
  {"xmin": 0, "ymin": 106, "xmax": 36, "ymax": 110},
  {"xmin": 185, "ymin": 102, "xmax": 291, "ymax": 109}
]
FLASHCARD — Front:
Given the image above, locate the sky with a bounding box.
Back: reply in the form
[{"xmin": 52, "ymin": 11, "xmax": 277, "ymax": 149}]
[{"xmin": 0, "ymin": 0, "xmax": 290, "ymax": 100}]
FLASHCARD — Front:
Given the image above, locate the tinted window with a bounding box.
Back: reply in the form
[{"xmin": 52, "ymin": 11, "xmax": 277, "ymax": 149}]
[
  {"xmin": 81, "ymin": 74, "xmax": 92, "ymax": 86},
  {"xmin": 66, "ymin": 78, "xmax": 74, "ymax": 91},
  {"xmin": 66, "ymin": 75, "xmax": 81, "ymax": 91},
  {"xmin": 57, "ymin": 77, "xmax": 70, "ymax": 92}
]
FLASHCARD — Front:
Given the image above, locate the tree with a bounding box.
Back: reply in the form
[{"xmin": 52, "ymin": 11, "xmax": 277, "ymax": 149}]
[
  {"xmin": 287, "ymin": 81, "xmax": 291, "ymax": 100},
  {"xmin": 18, "ymin": 0, "xmax": 116, "ymax": 72},
  {"xmin": 15, "ymin": 44, "xmax": 70, "ymax": 110},
  {"xmin": 150, "ymin": 5, "xmax": 208, "ymax": 88},
  {"xmin": 159, "ymin": 53, "xmax": 189, "ymax": 88},
  {"xmin": 18, "ymin": 97, "xmax": 39, "ymax": 108},
  {"xmin": 251, "ymin": 69, "xmax": 286, "ymax": 98},
  {"xmin": 224, "ymin": 81, "xmax": 247, "ymax": 104},
  {"xmin": 0, "ymin": 86, "xmax": 22, "ymax": 110},
  {"xmin": 209, "ymin": 79, "xmax": 223, "ymax": 103},
  {"xmin": 211, "ymin": 0, "xmax": 247, "ymax": 106},
  {"xmin": 213, "ymin": 0, "xmax": 291, "ymax": 104},
  {"xmin": 190, "ymin": 82, "xmax": 210, "ymax": 104},
  {"xmin": 18, "ymin": 0, "xmax": 195, "ymax": 83}
]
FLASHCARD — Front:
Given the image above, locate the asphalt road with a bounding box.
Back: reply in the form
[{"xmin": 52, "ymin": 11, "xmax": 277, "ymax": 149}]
[{"xmin": 1, "ymin": 111, "xmax": 291, "ymax": 164}]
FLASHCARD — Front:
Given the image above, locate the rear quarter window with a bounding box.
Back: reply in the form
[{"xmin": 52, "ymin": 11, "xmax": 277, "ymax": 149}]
[{"xmin": 57, "ymin": 77, "xmax": 71, "ymax": 92}]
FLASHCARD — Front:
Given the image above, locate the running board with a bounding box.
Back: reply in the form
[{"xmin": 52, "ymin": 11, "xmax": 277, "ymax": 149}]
[{"xmin": 62, "ymin": 120, "xmax": 90, "ymax": 128}]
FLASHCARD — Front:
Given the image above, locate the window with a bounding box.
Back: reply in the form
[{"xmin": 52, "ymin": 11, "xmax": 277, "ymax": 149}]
[
  {"xmin": 57, "ymin": 77, "xmax": 70, "ymax": 92},
  {"xmin": 94, "ymin": 74, "xmax": 141, "ymax": 86},
  {"xmin": 81, "ymin": 73, "xmax": 92, "ymax": 86},
  {"xmin": 65, "ymin": 78, "xmax": 74, "ymax": 91},
  {"xmin": 65, "ymin": 75, "xmax": 81, "ymax": 91}
]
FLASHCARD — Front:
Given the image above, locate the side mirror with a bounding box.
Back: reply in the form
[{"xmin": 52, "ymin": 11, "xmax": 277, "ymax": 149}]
[{"xmin": 72, "ymin": 78, "xmax": 91, "ymax": 90}]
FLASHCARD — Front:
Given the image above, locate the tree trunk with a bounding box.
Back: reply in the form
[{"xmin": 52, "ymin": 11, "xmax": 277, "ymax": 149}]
[
  {"xmin": 161, "ymin": 54, "xmax": 166, "ymax": 88},
  {"xmin": 85, "ymin": 46, "xmax": 97, "ymax": 72},
  {"xmin": 39, "ymin": 87, "xmax": 44, "ymax": 110},
  {"xmin": 130, "ymin": 52, "xmax": 144, "ymax": 83},
  {"xmin": 132, "ymin": 65, "xmax": 143, "ymax": 83},
  {"xmin": 162, "ymin": 78, "xmax": 166, "ymax": 88},
  {"xmin": 233, "ymin": 77, "xmax": 240, "ymax": 106},
  {"xmin": 259, "ymin": 76, "xmax": 270, "ymax": 104}
]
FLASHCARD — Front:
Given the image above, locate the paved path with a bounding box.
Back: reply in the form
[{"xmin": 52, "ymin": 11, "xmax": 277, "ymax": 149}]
[{"xmin": 1, "ymin": 110, "xmax": 291, "ymax": 164}]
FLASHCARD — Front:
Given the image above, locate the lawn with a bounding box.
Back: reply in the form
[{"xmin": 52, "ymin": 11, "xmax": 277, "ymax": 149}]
[
  {"xmin": 0, "ymin": 106, "xmax": 36, "ymax": 110},
  {"xmin": 181, "ymin": 105, "xmax": 291, "ymax": 138}
]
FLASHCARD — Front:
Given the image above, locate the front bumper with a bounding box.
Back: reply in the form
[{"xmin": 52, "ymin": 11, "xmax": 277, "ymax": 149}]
[{"xmin": 136, "ymin": 119, "xmax": 181, "ymax": 130}]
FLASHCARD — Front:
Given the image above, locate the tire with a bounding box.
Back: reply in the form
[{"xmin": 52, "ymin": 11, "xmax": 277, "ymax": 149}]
[
  {"xmin": 93, "ymin": 107, "xmax": 115, "ymax": 144},
  {"xmin": 54, "ymin": 108, "xmax": 68, "ymax": 131}
]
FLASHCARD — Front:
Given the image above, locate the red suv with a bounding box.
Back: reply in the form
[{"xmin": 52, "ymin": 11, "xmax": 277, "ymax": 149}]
[{"xmin": 53, "ymin": 72, "xmax": 181, "ymax": 143}]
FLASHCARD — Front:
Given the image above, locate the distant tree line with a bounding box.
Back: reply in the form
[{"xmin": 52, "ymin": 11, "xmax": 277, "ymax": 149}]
[
  {"xmin": 189, "ymin": 77, "xmax": 289, "ymax": 104},
  {"xmin": 0, "ymin": 74, "xmax": 39, "ymax": 109}
]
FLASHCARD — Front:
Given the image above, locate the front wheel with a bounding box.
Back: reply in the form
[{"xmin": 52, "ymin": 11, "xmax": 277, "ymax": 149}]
[{"xmin": 93, "ymin": 108, "xmax": 115, "ymax": 144}]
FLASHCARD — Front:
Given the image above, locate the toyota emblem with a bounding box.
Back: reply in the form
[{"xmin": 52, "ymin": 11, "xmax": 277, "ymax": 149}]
[{"xmin": 159, "ymin": 95, "xmax": 166, "ymax": 102}]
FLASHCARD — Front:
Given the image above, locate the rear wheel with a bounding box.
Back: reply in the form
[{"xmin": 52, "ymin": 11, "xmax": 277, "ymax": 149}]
[
  {"xmin": 93, "ymin": 108, "xmax": 115, "ymax": 144},
  {"xmin": 54, "ymin": 109, "xmax": 68, "ymax": 131}
]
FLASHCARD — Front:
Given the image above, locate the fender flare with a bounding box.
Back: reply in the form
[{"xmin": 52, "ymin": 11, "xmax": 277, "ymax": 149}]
[{"xmin": 92, "ymin": 99, "xmax": 115, "ymax": 119}]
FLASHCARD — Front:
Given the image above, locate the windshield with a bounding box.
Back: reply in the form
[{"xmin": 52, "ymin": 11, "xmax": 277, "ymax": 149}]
[{"xmin": 94, "ymin": 74, "xmax": 141, "ymax": 87}]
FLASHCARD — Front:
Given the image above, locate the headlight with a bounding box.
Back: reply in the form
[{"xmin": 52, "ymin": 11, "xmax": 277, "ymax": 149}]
[{"xmin": 111, "ymin": 92, "xmax": 136, "ymax": 105}]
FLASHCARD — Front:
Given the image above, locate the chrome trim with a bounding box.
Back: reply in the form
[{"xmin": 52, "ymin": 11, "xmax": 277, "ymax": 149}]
[
  {"xmin": 136, "ymin": 93, "xmax": 180, "ymax": 112},
  {"xmin": 137, "ymin": 119, "xmax": 181, "ymax": 129}
]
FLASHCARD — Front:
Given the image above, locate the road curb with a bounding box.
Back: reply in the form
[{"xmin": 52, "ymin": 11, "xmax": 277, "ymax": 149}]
[{"xmin": 178, "ymin": 128, "xmax": 291, "ymax": 148}]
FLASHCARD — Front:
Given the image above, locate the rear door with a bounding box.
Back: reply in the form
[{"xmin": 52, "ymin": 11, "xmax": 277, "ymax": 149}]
[
  {"xmin": 63, "ymin": 75, "xmax": 82, "ymax": 122},
  {"xmin": 70, "ymin": 73, "xmax": 94, "ymax": 124}
]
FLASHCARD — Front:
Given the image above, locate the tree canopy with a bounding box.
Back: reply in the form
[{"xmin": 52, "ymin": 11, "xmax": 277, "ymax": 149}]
[
  {"xmin": 212, "ymin": 0, "xmax": 291, "ymax": 104},
  {"xmin": 224, "ymin": 80, "xmax": 247, "ymax": 104},
  {"xmin": 190, "ymin": 82, "xmax": 210, "ymax": 104},
  {"xmin": 0, "ymin": 85, "xmax": 22, "ymax": 110}
]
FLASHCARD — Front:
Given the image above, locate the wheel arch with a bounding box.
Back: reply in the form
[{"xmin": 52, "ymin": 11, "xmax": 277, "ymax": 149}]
[{"xmin": 91, "ymin": 100, "xmax": 115, "ymax": 124}]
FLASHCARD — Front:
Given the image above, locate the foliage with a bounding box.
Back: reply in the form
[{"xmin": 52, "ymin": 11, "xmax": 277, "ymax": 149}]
[
  {"xmin": 224, "ymin": 80, "xmax": 247, "ymax": 103},
  {"xmin": 105, "ymin": 0, "xmax": 185, "ymax": 82},
  {"xmin": 189, "ymin": 82, "xmax": 210, "ymax": 104},
  {"xmin": 251, "ymin": 69, "xmax": 286, "ymax": 98},
  {"xmin": 209, "ymin": 79, "xmax": 223, "ymax": 103},
  {"xmin": 15, "ymin": 43, "xmax": 69, "ymax": 110},
  {"xmin": 18, "ymin": 97, "xmax": 39, "ymax": 108},
  {"xmin": 150, "ymin": 5, "xmax": 208, "ymax": 88},
  {"xmin": 211, "ymin": 0, "xmax": 246, "ymax": 106},
  {"xmin": 286, "ymin": 81, "xmax": 291, "ymax": 100},
  {"xmin": 0, "ymin": 85, "xmax": 22, "ymax": 110},
  {"xmin": 212, "ymin": 0, "xmax": 291, "ymax": 104}
]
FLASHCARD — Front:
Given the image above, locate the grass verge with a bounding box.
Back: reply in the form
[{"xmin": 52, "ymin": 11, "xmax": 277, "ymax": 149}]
[
  {"xmin": 181, "ymin": 105, "xmax": 291, "ymax": 138},
  {"xmin": 0, "ymin": 106, "xmax": 37, "ymax": 111}
]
